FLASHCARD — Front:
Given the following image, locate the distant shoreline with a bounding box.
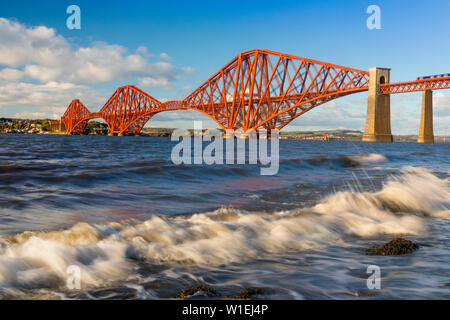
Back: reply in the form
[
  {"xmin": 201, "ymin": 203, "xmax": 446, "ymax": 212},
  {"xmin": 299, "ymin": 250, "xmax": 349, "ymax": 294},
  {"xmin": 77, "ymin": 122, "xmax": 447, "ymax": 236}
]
[
  {"xmin": 1, "ymin": 130, "xmax": 448, "ymax": 143},
  {"xmin": 1, "ymin": 117, "xmax": 448, "ymax": 142}
]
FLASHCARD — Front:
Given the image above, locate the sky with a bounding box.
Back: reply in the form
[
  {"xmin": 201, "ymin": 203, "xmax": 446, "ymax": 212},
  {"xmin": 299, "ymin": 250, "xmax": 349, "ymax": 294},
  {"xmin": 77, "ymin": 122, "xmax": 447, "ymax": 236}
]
[{"xmin": 0, "ymin": 0, "xmax": 448, "ymax": 134}]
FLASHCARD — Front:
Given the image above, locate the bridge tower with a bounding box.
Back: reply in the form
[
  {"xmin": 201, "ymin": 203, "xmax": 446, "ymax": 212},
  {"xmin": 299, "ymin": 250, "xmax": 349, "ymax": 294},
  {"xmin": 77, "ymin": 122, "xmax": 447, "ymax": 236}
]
[
  {"xmin": 418, "ymin": 90, "xmax": 434, "ymax": 143},
  {"xmin": 362, "ymin": 67, "xmax": 393, "ymax": 142}
]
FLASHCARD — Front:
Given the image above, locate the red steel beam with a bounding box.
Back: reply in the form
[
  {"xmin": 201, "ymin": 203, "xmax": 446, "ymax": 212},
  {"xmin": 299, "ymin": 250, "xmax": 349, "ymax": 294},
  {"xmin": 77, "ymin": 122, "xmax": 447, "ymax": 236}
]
[
  {"xmin": 380, "ymin": 76, "xmax": 450, "ymax": 94},
  {"xmin": 60, "ymin": 49, "xmax": 449, "ymax": 135},
  {"xmin": 183, "ymin": 49, "xmax": 370, "ymax": 131}
]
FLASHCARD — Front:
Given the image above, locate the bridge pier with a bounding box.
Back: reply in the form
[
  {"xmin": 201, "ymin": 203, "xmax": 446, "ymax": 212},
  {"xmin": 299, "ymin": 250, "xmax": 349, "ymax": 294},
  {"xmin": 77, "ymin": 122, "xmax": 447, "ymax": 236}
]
[
  {"xmin": 418, "ymin": 90, "xmax": 434, "ymax": 143},
  {"xmin": 362, "ymin": 67, "xmax": 393, "ymax": 142}
]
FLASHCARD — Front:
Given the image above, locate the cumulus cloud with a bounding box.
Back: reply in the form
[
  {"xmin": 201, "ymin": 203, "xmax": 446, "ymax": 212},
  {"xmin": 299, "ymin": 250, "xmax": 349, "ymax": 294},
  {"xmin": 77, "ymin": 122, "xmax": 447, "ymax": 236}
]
[
  {"xmin": 150, "ymin": 109, "xmax": 218, "ymax": 129},
  {"xmin": 14, "ymin": 111, "xmax": 53, "ymax": 119},
  {"xmin": 158, "ymin": 52, "xmax": 172, "ymax": 60},
  {"xmin": 434, "ymin": 91, "xmax": 450, "ymax": 117},
  {"xmin": 14, "ymin": 105, "xmax": 81, "ymax": 120},
  {"xmin": 181, "ymin": 66, "xmax": 195, "ymax": 75},
  {"xmin": 0, "ymin": 68, "xmax": 24, "ymax": 80},
  {"xmin": 135, "ymin": 46, "xmax": 150, "ymax": 56},
  {"xmin": 137, "ymin": 76, "xmax": 172, "ymax": 88},
  {"xmin": 287, "ymin": 99, "xmax": 366, "ymax": 131},
  {"xmin": 0, "ymin": 80, "xmax": 105, "ymax": 116},
  {"xmin": 0, "ymin": 18, "xmax": 181, "ymax": 85},
  {"xmin": 0, "ymin": 21, "xmax": 65, "ymax": 68},
  {"xmin": 135, "ymin": 46, "xmax": 172, "ymax": 61},
  {"xmin": 0, "ymin": 18, "xmax": 198, "ymax": 118}
]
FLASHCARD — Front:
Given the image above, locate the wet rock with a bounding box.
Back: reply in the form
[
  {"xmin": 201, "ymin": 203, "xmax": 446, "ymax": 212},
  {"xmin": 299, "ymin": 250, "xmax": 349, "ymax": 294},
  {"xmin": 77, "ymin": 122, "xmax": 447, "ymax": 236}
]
[
  {"xmin": 234, "ymin": 287, "xmax": 265, "ymax": 299},
  {"xmin": 366, "ymin": 238, "xmax": 418, "ymax": 256},
  {"xmin": 175, "ymin": 285, "xmax": 216, "ymax": 298}
]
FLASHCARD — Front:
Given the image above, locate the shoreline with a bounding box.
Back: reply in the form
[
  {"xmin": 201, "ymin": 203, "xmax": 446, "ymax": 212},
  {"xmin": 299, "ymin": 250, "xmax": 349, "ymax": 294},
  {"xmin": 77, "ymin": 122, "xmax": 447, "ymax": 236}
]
[{"xmin": 0, "ymin": 131, "xmax": 448, "ymax": 142}]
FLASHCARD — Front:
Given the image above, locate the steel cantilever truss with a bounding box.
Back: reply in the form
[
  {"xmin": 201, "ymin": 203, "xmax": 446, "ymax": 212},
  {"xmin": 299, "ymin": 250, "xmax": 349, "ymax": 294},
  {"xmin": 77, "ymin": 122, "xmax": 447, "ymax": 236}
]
[
  {"xmin": 62, "ymin": 49, "xmax": 371, "ymax": 134},
  {"xmin": 61, "ymin": 100, "xmax": 91, "ymax": 134},
  {"xmin": 100, "ymin": 86, "xmax": 174, "ymax": 134},
  {"xmin": 185, "ymin": 49, "xmax": 370, "ymax": 131}
]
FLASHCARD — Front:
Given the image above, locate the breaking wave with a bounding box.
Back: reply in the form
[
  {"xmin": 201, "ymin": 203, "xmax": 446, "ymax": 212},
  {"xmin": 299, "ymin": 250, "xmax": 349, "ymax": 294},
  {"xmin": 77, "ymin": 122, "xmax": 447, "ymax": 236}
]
[
  {"xmin": 300, "ymin": 153, "xmax": 387, "ymax": 168},
  {"xmin": 0, "ymin": 167, "xmax": 447, "ymax": 294},
  {"xmin": 347, "ymin": 153, "xmax": 387, "ymax": 164}
]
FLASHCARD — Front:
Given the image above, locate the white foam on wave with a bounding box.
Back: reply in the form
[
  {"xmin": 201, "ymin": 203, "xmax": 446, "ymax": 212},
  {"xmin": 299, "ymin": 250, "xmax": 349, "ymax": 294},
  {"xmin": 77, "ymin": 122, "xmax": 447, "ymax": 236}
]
[
  {"xmin": 0, "ymin": 167, "xmax": 447, "ymax": 293},
  {"xmin": 347, "ymin": 153, "xmax": 387, "ymax": 164}
]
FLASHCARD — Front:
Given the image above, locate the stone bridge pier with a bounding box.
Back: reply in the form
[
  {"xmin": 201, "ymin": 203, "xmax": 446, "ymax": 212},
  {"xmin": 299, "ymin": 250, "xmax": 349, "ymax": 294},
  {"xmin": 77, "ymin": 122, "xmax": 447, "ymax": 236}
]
[
  {"xmin": 418, "ymin": 90, "xmax": 434, "ymax": 143},
  {"xmin": 362, "ymin": 67, "xmax": 436, "ymax": 143},
  {"xmin": 362, "ymin": 67, "xmax": 393, "ymax": 142}
]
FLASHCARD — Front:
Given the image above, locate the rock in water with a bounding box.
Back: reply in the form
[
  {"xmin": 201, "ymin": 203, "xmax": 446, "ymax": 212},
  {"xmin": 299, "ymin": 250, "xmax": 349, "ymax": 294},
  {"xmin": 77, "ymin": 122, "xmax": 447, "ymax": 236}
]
[
  {"xmin": 175, "ymin": 285, "xmax": 216, "ymax": 298},
  {"xmin": 234, "ymin": 287, "xmax": 265, "ymax": 299},
  {"xmin": 366, "ymin": 238, "xmax": 418, "ymax": 255}
]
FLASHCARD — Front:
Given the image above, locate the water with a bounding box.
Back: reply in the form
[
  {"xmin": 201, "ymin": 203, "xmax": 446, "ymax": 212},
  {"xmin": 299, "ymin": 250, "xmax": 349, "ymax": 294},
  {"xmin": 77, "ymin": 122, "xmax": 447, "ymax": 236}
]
[{"xmin": 0, "ymin": 133, "xmax": 448, "ymax": 299}]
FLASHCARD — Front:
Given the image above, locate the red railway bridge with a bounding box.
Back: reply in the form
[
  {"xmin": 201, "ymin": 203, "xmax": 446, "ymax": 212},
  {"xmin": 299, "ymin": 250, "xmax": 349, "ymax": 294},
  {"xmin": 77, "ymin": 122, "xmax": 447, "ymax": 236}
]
[{"xmin": 61, "ymin": 49, "xmax": 450, "ymax": 142}]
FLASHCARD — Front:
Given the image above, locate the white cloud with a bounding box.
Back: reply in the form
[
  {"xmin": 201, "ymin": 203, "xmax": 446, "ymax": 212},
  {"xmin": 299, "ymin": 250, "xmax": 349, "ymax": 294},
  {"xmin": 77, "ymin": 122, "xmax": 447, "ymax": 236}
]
[
  {"xmin": 434, "ymin": 91, "xmax": 450, "ymax": 117},
  {"xmin": 0, "ymin": 20, "xmax": 66, "ymax": 68},
  {"xmin": 136, "ymin": 46, "xmax": 150, "ymax": 56},
  {"xmin": 14, "ymin": 111, "xmax": 52, "ymax": 119},
  {"xmin": 287, "ymin": 99, "xmax": 366, "ymax": 131},
  {"xmin": 181, "ymin": 66, "xmax": 195, "ymax": 75},
  {"xmin": 135, "ymin": 47, "xmax": 173, "ymax": 60},
  {"xmin": 159, "ymin": 52, "xmax": 172, "ymax": 60},
  {"xmin": 137, "ymin": 76, "xmax": 172, "ymax": 88},
  {"xmin": 0, "ymin": 68, "xmax": 24, "ymax": 80},
  {"xmin": 0, "ymin": 18, "xmax": 197, "ymax": 119},
  {"xmin": 14, "ymin": 105, "xmax": 76, "ymax": 120},
  {"xmin": 0, "ymin": 80, "xmax": 104, "ymax": 113},
  {"xmin": 0, "ymin": 18, "xmax": 179, "ymax": 85},
  {"xmin": 150, "ymin": 109, "xmax": 218, "ymax": 128}
]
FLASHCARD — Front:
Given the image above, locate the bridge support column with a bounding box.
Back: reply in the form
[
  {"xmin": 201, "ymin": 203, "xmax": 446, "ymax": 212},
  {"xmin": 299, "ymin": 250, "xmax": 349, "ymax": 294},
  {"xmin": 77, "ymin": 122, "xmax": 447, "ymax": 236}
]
[
  {"xmin": 362, "ymin": 68, "xmax": 393, "ymax": 142},
  {"xmin": 418, "ymin": 90, "xmax": 434, "ymax": 143}
]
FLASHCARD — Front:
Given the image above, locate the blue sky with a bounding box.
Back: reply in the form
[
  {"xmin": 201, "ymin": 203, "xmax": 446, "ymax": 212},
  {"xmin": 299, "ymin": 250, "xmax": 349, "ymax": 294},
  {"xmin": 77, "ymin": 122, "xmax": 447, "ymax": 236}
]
[{"xmin": 0, "ymin": 0, "xmax": 448, "ymax": 134}]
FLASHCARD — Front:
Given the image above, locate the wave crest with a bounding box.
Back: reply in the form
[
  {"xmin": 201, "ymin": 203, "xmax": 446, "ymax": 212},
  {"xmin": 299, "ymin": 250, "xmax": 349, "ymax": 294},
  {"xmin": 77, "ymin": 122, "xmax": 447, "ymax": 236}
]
[{"xmin": 0, "ymin": 167, "xmax": 447, "ymax": 293}]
